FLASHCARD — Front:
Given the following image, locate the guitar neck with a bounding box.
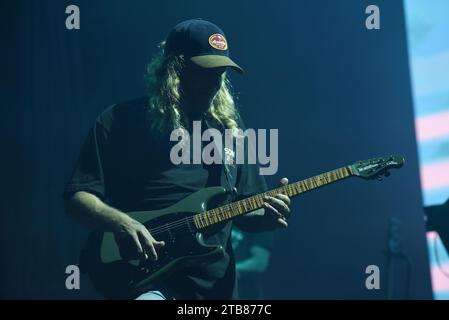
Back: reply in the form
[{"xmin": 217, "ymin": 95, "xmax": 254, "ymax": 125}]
[{"xmin": 193, "ymin": 165, "xmax": 356, "ymax": 229}]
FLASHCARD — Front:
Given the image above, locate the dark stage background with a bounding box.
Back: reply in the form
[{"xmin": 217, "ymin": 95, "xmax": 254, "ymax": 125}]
[{"xmin": 1, "ymin": 0, "xmax": 432, "ymax": 299}]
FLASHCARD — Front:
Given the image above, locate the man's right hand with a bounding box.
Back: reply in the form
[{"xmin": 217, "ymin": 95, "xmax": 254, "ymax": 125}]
[
  {"xmin": 113, "ymin": 216, "xmax": 165, "ymax": 262},
  {"xmin": 64, "ymin": 191, "xmax": 165, "ymax": 261}
]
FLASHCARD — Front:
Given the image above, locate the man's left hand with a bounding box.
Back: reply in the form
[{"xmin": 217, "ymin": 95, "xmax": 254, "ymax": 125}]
[{"xmin": 262, "ymin": 177, "xmax": 291, "ymax": 229}]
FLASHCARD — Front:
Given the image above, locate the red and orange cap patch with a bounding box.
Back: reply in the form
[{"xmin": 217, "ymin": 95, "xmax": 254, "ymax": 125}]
[{"xmin": 208, "ymin": 34, "xmax": 228, "ymax": 50}]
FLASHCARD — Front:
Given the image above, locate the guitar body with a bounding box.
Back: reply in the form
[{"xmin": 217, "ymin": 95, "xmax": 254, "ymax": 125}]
[{"xmin": 81, "ymin": 186, "xmax": 229, "ymax": 299}]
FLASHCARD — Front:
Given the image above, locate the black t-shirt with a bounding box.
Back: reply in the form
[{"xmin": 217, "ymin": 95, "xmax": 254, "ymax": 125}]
[{"xmin": 63, "ymin": 96, "xmax": 267, "ymax": 299}]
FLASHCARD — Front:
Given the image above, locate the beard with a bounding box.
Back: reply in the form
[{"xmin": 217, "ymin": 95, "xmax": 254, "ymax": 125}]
[{"xmin": 183, "ymin": 89, "xmax": 218, "ymax": 116}]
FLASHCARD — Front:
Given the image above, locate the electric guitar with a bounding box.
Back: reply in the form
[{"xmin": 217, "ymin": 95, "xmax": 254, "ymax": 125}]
[{"xmin": 81, "ymin": 154, "xmax": 404, "ymax": 299}]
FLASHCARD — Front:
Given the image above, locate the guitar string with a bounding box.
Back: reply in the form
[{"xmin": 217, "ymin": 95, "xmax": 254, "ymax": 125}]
[
  {"xmin": 146, "ymin": 173, "xmax": 345, "ymax": 235},
  {"xmin": 147, "ymin": 183, "xmax": 312, "ymax": 235},
  {"xmin": 148, "ymin": 204, "xmax": 236, "ymax": 235},
  {"xmin": 146, "ymin": 192, "xmax": 271, "ymax": 235},
  {"xmin": 149, "ymin": 216, "xmax": 195, "ymax": 235},
  {"xmin": 148, "ymin": 166, "xmax": 382, "ymax": 236},
  {"xmin": 147, "ymin": 188, "xmax": 293, "ymax": 235},
  {"xmin": 145, "ymin": 184, "xmax": 300, "ymax": 235},
  {"xmin": 146, "ymin": 192, "xmax": 277, "ymax": 235},
  {"xmin": 148, "ymin": 199, "xmax": 260, "ymax": 235},
  {"xmin": 149, "ymin": 216, "xmax": 194, "ymax": 236}
]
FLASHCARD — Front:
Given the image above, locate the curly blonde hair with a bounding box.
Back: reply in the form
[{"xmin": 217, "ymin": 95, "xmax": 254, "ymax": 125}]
[{"xmin": 146, "ymin": 42, "xmax": 240, "ymax": 134}]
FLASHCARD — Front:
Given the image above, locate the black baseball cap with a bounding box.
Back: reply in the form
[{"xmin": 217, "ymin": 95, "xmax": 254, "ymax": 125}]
[{"xmin": 164, "ymin": 18, "xmax": 244, "ymax": 73}]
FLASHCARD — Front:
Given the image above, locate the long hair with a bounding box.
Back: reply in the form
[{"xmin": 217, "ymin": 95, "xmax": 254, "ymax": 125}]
[{"xmin": 146, "ymin": 42, "xmax": 240, "ymax": 134}]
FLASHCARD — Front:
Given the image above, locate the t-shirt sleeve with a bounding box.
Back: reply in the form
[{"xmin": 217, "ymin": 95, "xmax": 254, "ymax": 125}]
[{"xmin": 63, "ymin": 121, "xmax": 110, "ymax": 201}]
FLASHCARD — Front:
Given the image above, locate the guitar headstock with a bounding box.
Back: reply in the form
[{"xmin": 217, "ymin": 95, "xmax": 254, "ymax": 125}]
[{"xmin": 352, "ymin": 155, "xmax": 405, "ymax": 180}]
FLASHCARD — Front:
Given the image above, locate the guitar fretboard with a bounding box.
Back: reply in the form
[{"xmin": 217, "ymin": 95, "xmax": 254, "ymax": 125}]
[{"xmin": 193, "ymin": 165, "xmax": 355, "ymax": 229}]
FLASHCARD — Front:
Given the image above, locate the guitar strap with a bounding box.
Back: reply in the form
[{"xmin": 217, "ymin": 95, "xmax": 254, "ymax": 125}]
[{"xmin": 203, "ymin": 117, "xmax": 238, "ymax": 202}]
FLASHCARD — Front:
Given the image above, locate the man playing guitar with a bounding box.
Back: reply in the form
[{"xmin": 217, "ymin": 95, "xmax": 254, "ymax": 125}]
[{"xmin": 63, "ymin": 19, "xmax": 291, "ymax": 300}]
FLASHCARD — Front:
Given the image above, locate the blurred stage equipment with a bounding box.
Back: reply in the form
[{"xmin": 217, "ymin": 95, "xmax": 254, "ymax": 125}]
[
  {"xmin": 425, "ymin": 198, "xmax": 449, "ymax": 253},
  {"xmin": 386, "ymin": 217, "xmax": 411, "ymax": 299}
]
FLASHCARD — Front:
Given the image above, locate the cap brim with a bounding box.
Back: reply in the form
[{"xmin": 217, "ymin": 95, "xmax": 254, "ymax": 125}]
[{"xmin": 190, "ymin": 55, "xmax": 244, "ymax": 74}]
